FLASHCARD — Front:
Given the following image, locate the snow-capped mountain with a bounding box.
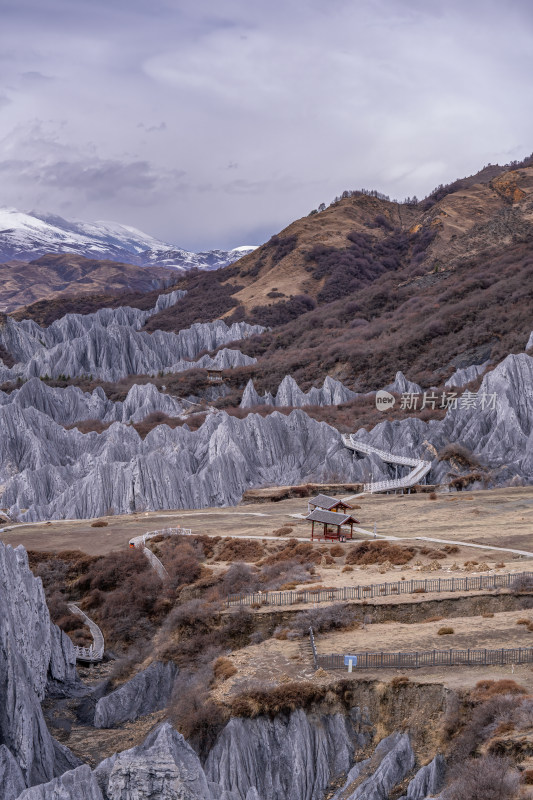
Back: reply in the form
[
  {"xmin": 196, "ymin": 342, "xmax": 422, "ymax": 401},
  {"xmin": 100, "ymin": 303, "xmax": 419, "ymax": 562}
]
[{"xmin": 0, "ymin": 207, "xmax": 256, "ymax": 271}]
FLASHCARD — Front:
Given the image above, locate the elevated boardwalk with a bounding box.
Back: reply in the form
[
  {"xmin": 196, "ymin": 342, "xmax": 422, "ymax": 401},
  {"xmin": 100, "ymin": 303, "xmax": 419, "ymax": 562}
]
[
  {"xmin": 68, "ymin": 603, "xmax": 105, "ymax": 663},
  {"xmin": 129, "ymin": 526, "xmax": 192, "ymax": 579},
  {"xmin": 342, "ymin": 435, "xmax": 432, "ymax": 493}
]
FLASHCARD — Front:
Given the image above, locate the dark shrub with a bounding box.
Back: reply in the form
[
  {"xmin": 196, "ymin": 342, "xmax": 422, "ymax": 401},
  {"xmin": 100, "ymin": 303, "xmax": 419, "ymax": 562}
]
[
  {"xmin": 444, "ymin": 756, "xmax": 519, "ymax": 800},
  {"xmin": 345, "ymin": 541, "xmax": 415, "ymax": 565}
]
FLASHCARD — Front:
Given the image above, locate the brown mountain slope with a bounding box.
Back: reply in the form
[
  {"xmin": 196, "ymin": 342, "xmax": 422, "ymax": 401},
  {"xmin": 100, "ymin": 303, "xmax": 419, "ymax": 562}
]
[
  {"xmin": 0, "ymin": 253, "xmax": 175, "ymax": 312},
  {"xmin": 143, "ymin": 164, "xmax": 533, "ymax": 327},
  {"xmin": 9, "ymin": 160, "xmax": 533, "ymax": 397},
  {"xmin": 141, "ymin": 163, "xmax": 533, "ymax": 391},
  {"xmin": 225, "ymin": 164, "xmax": 533, "ymax": 311}
]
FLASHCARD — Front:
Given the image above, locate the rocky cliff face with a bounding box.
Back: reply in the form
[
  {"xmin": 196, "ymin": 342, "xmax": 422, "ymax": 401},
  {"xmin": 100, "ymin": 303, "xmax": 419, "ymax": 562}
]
[
  {"xmin": 0, "ymin": 305, "xmax": 263, "ymax": 382},
  {"xmin": 0, "ymin": 546, "xmax": 446, "ymax": 800},
  {"xmin": 340, "ymin": 732, "xmax": 415, "ymax": 800},
  {"xmin": 445, "ymin": 360, "xmax": 490, "ymax": 388},
  {"xmin": 0, "ymin": 378, "xmax": 186, "ymax": 424},
  {"xmin": 1, "ymin": 352, "xmax": 532, "ymax": 520},
  {"xmin": 240, "ymin": 375, "xmax": 357, "ymax": 409},
  {"xmin": 205, "ymin": 708, "xmax": 368, "ymax": 800},
  {"xmin": 13, "ymin": 716, "xmax": 443, "ymax": 800},
  {"xmin": 0, "ymin": 407, "xmax": 362, "ymax": 521},
  {"xmin": 94, "ymin": 661, "xmax": 178, "ymax": 728},
  {"xmin": 353, "ymin": 352, "xmax": 533, "ymax": 486},
  {"xmin": 0, "ymin": 542, "xmax": 80, "ymax": 793}
]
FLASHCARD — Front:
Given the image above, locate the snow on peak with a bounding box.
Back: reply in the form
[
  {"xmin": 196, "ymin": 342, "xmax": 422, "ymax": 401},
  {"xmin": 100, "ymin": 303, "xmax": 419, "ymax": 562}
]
[{"xmin": 0, "ymin": 207, "xmax": 257, "ymax": 272}]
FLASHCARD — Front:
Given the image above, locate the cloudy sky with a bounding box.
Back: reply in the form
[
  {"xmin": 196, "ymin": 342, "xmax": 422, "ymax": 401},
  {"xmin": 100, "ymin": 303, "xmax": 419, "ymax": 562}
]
[{"xmin": 1, "ymin": 0, "xmax": 532, "ymax": 250}]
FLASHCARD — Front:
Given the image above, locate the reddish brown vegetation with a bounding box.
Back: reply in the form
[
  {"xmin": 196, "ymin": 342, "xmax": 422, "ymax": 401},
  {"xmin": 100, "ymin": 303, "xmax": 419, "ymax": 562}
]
[
  {"xmin": 11, "ymin": 272, "xmax": 182, "ymax": 326},
  {"xmin": 472, "ymin": 680, "xmax": 527, "ymax": 701},
  {"xmin": 259, "ymin": 539, "xmax": 322, "ymax": 566},
  {"xmin": 229, "ymin": 681, "xmax": 328, "ymax": 718},
  {"xmin": 272, "ymin": 526, "xmax": 294, "ymax": 537},
  {"xmin": 345, "ymin": 541, "xmax": 415, "ymax": 566},
  {"xmin": 213, "ymin": 538, "xmax": 266, "ymax": 563},
  {"xmin": 213, "ymin": 657, "xmax": 237, "ymax": 681}
]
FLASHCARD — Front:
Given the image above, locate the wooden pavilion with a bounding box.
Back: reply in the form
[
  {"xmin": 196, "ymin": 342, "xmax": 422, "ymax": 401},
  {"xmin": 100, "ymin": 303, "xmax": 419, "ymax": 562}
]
[
  {"xmin": 307, "ymin": 493, "xmax": 354, "ymax": 514},
  {"xmin": 305, "ymin": 508, "xmax": 360, "ymax": 541}
]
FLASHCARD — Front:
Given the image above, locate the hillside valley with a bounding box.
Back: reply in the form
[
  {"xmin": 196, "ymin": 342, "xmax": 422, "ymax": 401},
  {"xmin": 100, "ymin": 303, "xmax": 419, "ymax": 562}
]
[{"xmin": 1, "ymin": 158, "xmax": 533, "ymax": 800}]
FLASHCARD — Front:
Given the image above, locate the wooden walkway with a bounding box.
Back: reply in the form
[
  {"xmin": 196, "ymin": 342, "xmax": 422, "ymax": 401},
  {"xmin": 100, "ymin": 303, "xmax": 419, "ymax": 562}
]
[
  {"xmin": 68, "ymin": 603, "xmax": 105, "ymax": 663},
  {"xmin": 342, "ymin": 435, "xmax": 432, "ymax": 493},
  {"xmin": 129, "ymin": 526, "xmax": 191, "ymax": 579}
]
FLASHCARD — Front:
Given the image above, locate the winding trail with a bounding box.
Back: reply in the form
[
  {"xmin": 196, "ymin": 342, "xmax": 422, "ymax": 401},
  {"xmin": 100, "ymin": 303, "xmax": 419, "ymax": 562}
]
[
  {"xmin": 67, "ymin": 602, "xmax": 105, "ymax": 663},
  {"xmin": 128, "ymin": 527, "xmax": 191, "ymax": 578},
  {"xmin": 342, "ymin": 434, "xmax": 432, "ymax": 493}
]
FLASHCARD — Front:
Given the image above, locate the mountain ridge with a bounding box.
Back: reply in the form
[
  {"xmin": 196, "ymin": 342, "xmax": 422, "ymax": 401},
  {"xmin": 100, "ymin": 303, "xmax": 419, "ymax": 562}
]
[{"xmin": 0, "ymin": 207, "xmax": 256, "ymax": 270}]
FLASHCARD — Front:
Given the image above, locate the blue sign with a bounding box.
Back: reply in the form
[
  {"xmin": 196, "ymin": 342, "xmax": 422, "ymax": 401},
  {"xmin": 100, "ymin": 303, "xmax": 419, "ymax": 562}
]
[{"xmin": 344, "ymin": 655, "xmax": 358, "ymax": 666}]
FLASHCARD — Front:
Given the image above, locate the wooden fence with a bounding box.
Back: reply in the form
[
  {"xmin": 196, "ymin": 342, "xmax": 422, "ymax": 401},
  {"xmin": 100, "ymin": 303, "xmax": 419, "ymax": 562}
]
[{"xmin": 227, "ymin": 571, "xmax": 533, "ymax": 607}]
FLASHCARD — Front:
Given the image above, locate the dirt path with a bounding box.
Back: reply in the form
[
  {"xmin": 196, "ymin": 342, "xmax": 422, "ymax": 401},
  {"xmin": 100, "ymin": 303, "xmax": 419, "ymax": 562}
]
[{"xmin": 1, "ymin": 486, "xmax": 532, "ymax": 560}]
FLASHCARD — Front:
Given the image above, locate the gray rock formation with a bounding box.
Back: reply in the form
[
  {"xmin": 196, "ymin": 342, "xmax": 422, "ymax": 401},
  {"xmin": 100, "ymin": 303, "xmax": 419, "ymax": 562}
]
[
  {"xmin": 0, "ymin": 745, "xmax": 26, "ymax": 800},
  {"xmin": 383, "ymin": 371, "xmax": 422, "ymax": 395},
  {"xmin": 240, "ymin": 379, "xmax": 274, "ymax": 408},
  {"xmin": 105, "ymin": 723, "xmax": 212, "ymax": 800},
  {"xmin": 401, "ymin": 754, "xmax": 446, "ymax": 800},
  {"xmin": 0, "ymin": 542, "xmax": 80, "ymax": 790},
  {"xmin": 0, "ymin": 289, "xmax": 187, "ymax": 366},
  {"xmin": 21, "ymin": 723, "xmax": 222, "ymax": 800},
  {"xmin": 205, "ymin": 708, "xmax": 367, "ymax": 800},
  {"xmin": 94, "ymin": 661, "xmax": 178, "ymax": 728},
  {"xmin": 445, "ymin": 360, "xmax": 490, "ymax": 388},
  {"xmin": 0, "ymin": 378, "xmax": 185, "ymax": 425},
  {"xmin": 16, "ymin": 765, "xmax": 103, "ymax": 800},
  {"xmin": 1, "ymin": 407, "xmax": 367, "ymax": 521},
  {"xmin": 152, "ymin": 288, "xmax": 188, "ymax": 314},
  {"xmin": 330, "ymin": 759, "xmax": 371, "ymax": 800},
  {"xmin": 343, "ymin": 732, "xmax": 415, "ymax": 800},
  {"xmin": 2, "ymin": 351, "xmax": 533, "ymax": 520},
  {"xmin": 172, "ymin": 348, "xmax": 257, "ymax": 374},
  {"xmin": 0, "ymin": 293, "xmax": 262, "ymax": 382},
  {"xmin": 240, "ymin": 375, "xmax": 357, "ymax": 409},
  {"xmin": 527, "ymin": 331, "xmax": 533, "ymax": 350},
  {"xmin": 351, "ymin": 352, "xmax": 533, "ymax": 486}
]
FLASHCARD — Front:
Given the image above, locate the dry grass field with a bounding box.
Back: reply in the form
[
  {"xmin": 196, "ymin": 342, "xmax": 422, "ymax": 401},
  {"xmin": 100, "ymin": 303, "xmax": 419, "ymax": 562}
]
[{"xmin": 2, "ymin": 485, "xmax": 532, "ymax": 559}]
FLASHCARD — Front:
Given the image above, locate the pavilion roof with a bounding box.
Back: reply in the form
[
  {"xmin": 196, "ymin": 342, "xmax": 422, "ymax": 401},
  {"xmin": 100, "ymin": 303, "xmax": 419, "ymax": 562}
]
[
  {"xmin": 308, "ymin": 493, "xmax": 352, "ymax": 510},
  {"xmin": 305, "ymin": 509, "xmax": 359, "ymax": 525}
]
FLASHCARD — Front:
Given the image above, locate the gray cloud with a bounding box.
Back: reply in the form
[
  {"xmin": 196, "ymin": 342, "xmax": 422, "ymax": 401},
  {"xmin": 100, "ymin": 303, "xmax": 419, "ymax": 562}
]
[
  {"xmin": 20, "ymin": 71, "xmax": 54, "ymax": 81},
  {"xmin": 0, "ymin": 155, "xmax": 186, "ymax": 203},
  {"xmin": 0, "ymin": 0, "xmax": 532, "ymax": 250}
]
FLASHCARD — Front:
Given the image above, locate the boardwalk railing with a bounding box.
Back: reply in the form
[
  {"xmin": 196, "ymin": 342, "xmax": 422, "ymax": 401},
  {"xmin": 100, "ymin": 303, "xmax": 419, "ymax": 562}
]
[
  {"xmin": 309, "ymin": 626, "xmax": 318, "ymax": 670},
  {"xmin": 142, "ymin": 546, "xmax": 169, "ymax": 580},
  {"xmin": 129, "ymin": 527, "xmax": 192, "ymax": 580},
  {"xmin": 129, "ymin": 526, "xmax": 192, "ymax": 548},
  {"xmin": 227, "ymin": 571, "xmax": 533, "ymax": 607},
  {"xmin": 68, "ymin": 603, "xmax": 105, "ymax": 663},
  {"xmin": 73, "ymin": 644, "xmax": 104, "ymax": 663},
  {"xmin": 315, "ymin": 646, "xmax": 533, "ymax": 671},
  {"xmin": 341, "ymin": 434, "xmax": 432, "ymax": 493}
]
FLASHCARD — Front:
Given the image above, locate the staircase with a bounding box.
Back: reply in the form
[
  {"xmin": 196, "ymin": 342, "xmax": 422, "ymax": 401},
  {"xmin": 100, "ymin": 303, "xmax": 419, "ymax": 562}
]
[{"xmin": 341, "ymin": 434, "xmax": 432, "ymax": 493}]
